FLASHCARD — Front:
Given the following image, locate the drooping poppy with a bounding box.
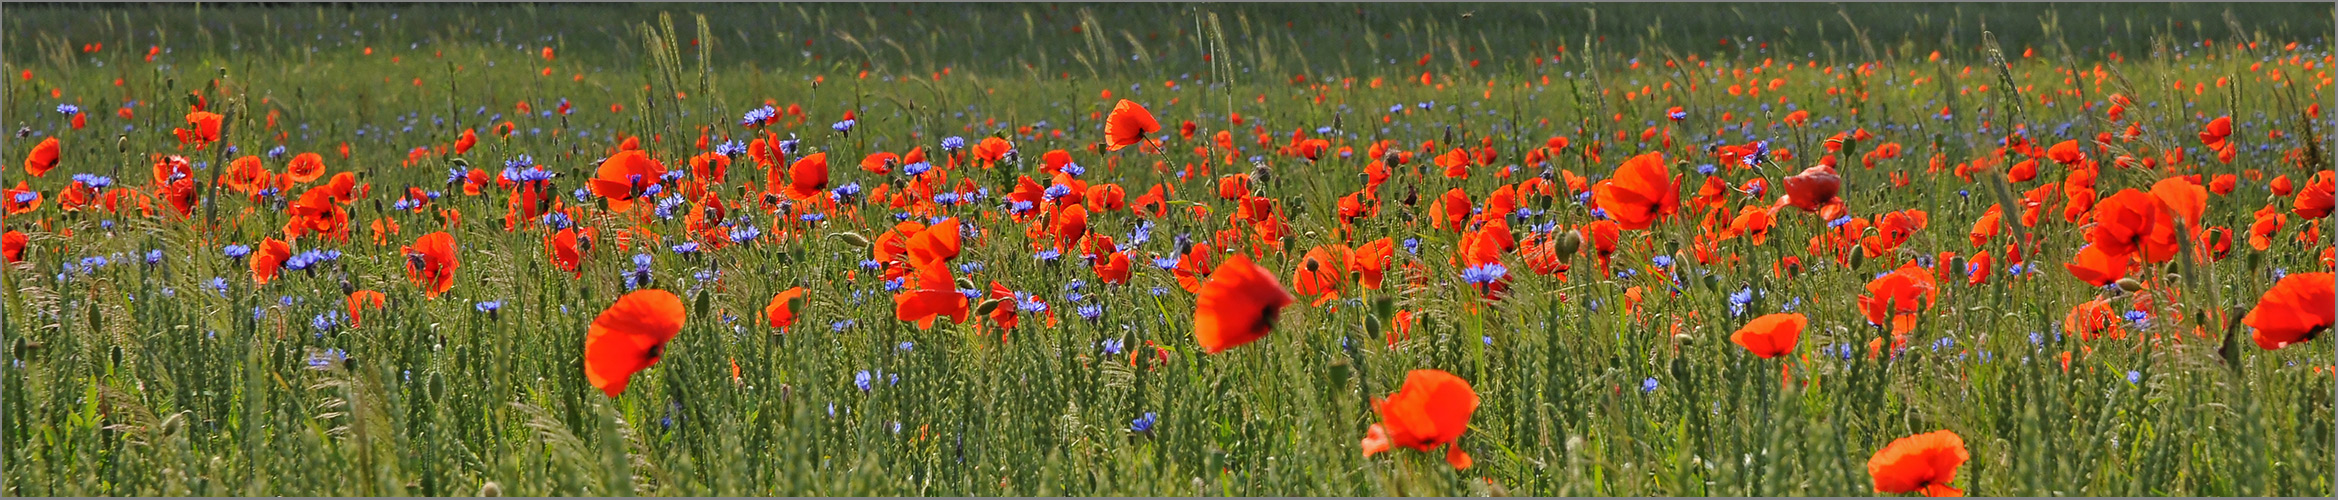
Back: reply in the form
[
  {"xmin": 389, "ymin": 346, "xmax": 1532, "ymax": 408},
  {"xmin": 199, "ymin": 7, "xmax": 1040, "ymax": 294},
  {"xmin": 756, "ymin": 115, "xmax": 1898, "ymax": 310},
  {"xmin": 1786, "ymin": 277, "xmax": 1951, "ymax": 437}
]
[
  {"xmin": 1104, "ymin": 99, "xmax": 1161, "ymax": 152},
  {"xmin": 1731, "ymin": 313, "xmax": 1805, "ymax": 358},
  {"xmin": 1867, "ymin": 430, "xmax": 1970, "ymax": 497},
  {"xmin": 584, "ymin": 289, "xmax": 687, "ymax": 398},
  {"xmin": 402, "ymin": 232, "xmax": 459, "ymax": 298},
  {"xmin": 1591, "ymin": 152, "xmax": 1679, "ymax": 229},
  {"xmin": 24, "ymin": 137, "xmax": 58, "ymax": 177},
  {"xmin": 766, "ymin": 287, "xmax": 807, "ymax": 333},
  {"xmin": 2244, "ymin": 272, "xmax": 2335, "ymax": 350},
  {"xmin": 1192, "ymin": 253, "xmax": 1294, "ymax": 354},
  {"xmin": 1359, "ymin": 369, "xmax": 1480, "ymax": 470}
]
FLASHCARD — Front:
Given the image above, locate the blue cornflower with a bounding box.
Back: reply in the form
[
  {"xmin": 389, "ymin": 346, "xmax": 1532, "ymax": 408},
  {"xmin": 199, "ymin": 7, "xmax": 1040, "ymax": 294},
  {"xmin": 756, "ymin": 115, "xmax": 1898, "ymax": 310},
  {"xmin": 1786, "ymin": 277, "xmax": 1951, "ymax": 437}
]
[
  {"xmin": 1100, "ymin": 338, "xmax": 1125, "ymax": 355},
  {"xmin": 1059, "ymin": 162, "xmax": 1085, "ymax": 177},
  {"xmin": 1462, "ymin": 263, "xmax": 1508, "ymax": 285},
  {"xmin": 2125, "ymin": 371, "xmax": 2142, "ymax": 385},
  {"xmin": 55, "ymin": 104, "xmax": 80, "ymax": 115},
  {"xmin": 740, "ymin": 106, "xmax": 777, "ymax": 126},
  {"xmin": 224, "ymin": 244, "xmax": 252, "ymax": 259},
  {"xmin": 1076, "ymin": 303, "xmax": 1103, "ymax": 320},
  {"xmin": 832, "ymin": 119, "xmax": 855, "ymax": 134},
  {"xmin": 475, "ymin": 300, "xmax": 503, "ymax": 313},
  {"xmin": 714, "ymin": 140, "xmax": 748, "ymax": 157},
  {"xmin": 901, "ymin": 162, "xmax": 932, "ymax": 176},
  {"xmin": 1035, "ymin": 249, "xmax": 1062, "ymax": 262},
  {"xmin": 1640, "ymin": 377, "xmax": 1660, "ymax": 393},
  {"xmin": 1130, "ymin": 412, "xmax": 1158, "ymax": 433},
  {"xmin": 940, "ymin": 136, "xmax": 966, "ymax": 151},
  {"xmin": 854, "ymin": 370, "xmax": 873, "ymax": 392}
]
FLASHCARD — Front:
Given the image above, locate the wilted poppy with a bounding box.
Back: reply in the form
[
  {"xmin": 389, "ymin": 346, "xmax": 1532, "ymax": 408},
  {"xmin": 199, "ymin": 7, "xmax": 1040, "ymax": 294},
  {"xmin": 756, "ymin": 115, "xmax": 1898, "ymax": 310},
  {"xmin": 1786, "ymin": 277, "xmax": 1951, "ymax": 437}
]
[
  {"xmin": 584, "ymin": 289, "xmax": 687, "ymax": 398},
  {"xmin": 1193, "ymin": 253, "xmax": 1294, "ymax": 354},
  {"xmin": 1359, "ymin": 369, "xmax": 1480, "ymax": 470},
  {"xmin": 1867, "ymin": 430, "xmax": 1970, "ymax": 497}
]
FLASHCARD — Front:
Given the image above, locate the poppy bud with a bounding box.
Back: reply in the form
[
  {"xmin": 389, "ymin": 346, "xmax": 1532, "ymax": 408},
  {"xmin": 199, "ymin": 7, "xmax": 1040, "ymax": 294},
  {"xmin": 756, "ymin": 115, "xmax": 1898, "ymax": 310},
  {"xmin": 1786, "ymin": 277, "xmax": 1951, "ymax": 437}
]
[
  {"xmin": 2115, "ymin": 278, "xmax": 2143, "ymax": 292},
  {"xmin": 1371, "ymin": 296, "xmax": 1395, "ymax": 322},
  {"xmin": 1554, "ymin": 230, "xmax": 1582, "ymax": 259},
  {"xmin": 1364, "ymin": 315, "xmax": 1384, "ymax": 337},
  {"xmin": 116, "ymin": 134, "xmax": 129, "ymax": 153},
  {"xmin": 1701, "ymin": 274, "xmax": 1720, "ymax": 292},
  {"xmin": 1949, "ymin": 256, "xmax": 1968, "ymax": 278},
  {"xmin": 1672, "ymin": 332, "xmax": 1693, "ymax": 345},
  {"xmin": 954, "ymin": 277, "xmax": 976, "ymax": 291},
  {"xmin": 830, "ymin": 232, "xmax": 872, "ymax": 247},
  {"xmin": 479, "ymin": 482, "xmax": 503, "ymax": 497},
  {"xmin": 973, "ymin": 298, "xmax": 1003, "ymax": 316},
  {"xmin": 1849, "ymin": 251, "xmax": 1866, "ymax": 271}
]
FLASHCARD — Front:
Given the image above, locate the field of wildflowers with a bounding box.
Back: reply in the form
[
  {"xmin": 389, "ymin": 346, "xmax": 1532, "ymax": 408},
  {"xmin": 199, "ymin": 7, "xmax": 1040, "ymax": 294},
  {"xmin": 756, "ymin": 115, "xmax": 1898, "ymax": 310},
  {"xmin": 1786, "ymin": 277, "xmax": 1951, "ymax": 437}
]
[{"xmin": 1, "ymin": 3, "xmax": 2333, "ymax": 496}]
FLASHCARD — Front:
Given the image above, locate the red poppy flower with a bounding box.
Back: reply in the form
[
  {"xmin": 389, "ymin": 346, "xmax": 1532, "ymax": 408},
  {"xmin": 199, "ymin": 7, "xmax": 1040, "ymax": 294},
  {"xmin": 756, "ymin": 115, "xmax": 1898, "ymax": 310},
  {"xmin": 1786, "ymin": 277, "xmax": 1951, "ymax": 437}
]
[
  {"xmin": 3, "ymin": 230, "xmax": 28, "ymax": 264},
  {"xmin": 24, "ymin": 137, "xmax": 58, "ymax": 177},
  {"xmin": 589, "ymin": 150, "xmax": 667, "ymax": 212},
  {"xmin": 2245, "ymin": 272, "xmax": 2335, "ymax": 350},
  {"xmin": 454, "ymin": 129, "xmax": 478, "ymax": 155},
  {"xmin": 346, "ymin": 290, "xmax": 386, "ymax": 328},
  {"xmin": 1104, "ymin": 99, "xmax": 1160, "ymax": 152},
  {"xmin": 2, "ymin": 181, "xmax": 42, "ymax": 215},
  {"xmin": 1359, "ymin": 369, "xmax": 1480, "ymax": 470},
  {"xmin": 1867, "ymin": 430, "xmax": 1970, "ymax": 497},
  {"xmin": 1731, "ymin": 313, "xmax": 1805, "ymax": 358},
  {"xmin": 584, "ymin": 289, "xmax": 688, "ymax": 398},
  {"xmin": 906, "ymin": 217, "xmax": 963, "ymax": 266},
  {"xmin": 1292, "ymin": 245, "xmax": 1352, "ymax": 307},
  {"xmin": 1780, "ymin": 164, "xmax": 1842, "ymax": 213},
  {"xmin": 892, "ymin": 262, "xmax": 969, "ymax": 330},
  {"xmin": 546, "ymin": 227, "xmax": 584, "ymax": 278},
  {"xmin": 175, "ymin": 111, "xmax": 224, "ymax": 147},
  {"xmin": 2296, "ymin": 170, "xmax": 2336, "ymax": 219},
  {"xmin": 2046, "ymin": 139, "xmax": 2085, "ymax": 165},
  {"xmin": 766, "ymin": 287, "xmax": 806, "ymax": 333},
  {"xmin": 784, "ymin": 152, "xmax": 830, "ymax": 201},
  {"xmin": 285, "ymin": 152, "xmax": 327, "ymax": 184},
  {"xmin": 401, "ymin": 232, "xmax": 460, "ymax": 298},
  {"xmin": 251, "ymin": 237, "xmax": 291, "ymax": 285},
  {"xmin": 1193, "ymin": 253, "xmax": 1293, "ymax": 354},
  {"xmin": 2086, "ymin": 189, "xmax": 2178, "ymax": 263},
  {"xmin": 1592, "ymin": 152, "xmax": 1679, "ymax": 229},
  {"xmin": 1857, "ymin": 262, "xmax": 1938, "ymax": 335}
]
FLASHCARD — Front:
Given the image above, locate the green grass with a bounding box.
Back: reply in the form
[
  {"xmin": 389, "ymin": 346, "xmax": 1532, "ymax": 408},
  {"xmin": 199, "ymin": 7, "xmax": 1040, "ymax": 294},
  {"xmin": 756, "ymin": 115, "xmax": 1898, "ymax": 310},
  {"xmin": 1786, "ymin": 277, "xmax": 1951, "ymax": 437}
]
[{"xmin": 1, "ymin": 3, "xmax": 2332, "ymax": 496}]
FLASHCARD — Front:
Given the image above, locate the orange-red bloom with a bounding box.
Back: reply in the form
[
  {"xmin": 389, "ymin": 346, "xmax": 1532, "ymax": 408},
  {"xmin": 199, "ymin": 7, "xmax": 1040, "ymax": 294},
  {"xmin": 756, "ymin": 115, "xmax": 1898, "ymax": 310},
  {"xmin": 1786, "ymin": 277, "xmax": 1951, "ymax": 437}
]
[
  {"xmin": 2245, "ymin": 272, "xmax": 2334, "ymax": 350},
  {"xmin": 584, "ymin": 289, "xmax": 687, "ymax": 397},
  {"xmin": 402, "ymin": 232, "xmax": 459, "ymax": 298},
  {"xmin": 24, "ymin": 137, "xmax": 59, "ymax": 177},
  {"xmin": 1857, "ymin": 262, "xmax": 1938, "ymax": 335},
  {"xmin": 766, "ymin": 287, "xmax": 807, "ymax": 333},
  {"xmin": 1193, "ymin": 253, "xmax": 1294, "ymax": 354},
  {"xmin": 1731, "ymin": 313, "xmax": 1805, "ymax": 358},
  {"xmin": 1867, "ymin": 430, "xmax": 1970, "ymax": 497},
  {"xmin": 1592, "ymin": 152, "xmax": 1679, "ymax": 229},
  {"xmin": 1359, "ymin": 369, "xmax": 1480, "ymax": 470},
  {"xmin": 1104, "ymin": 99, "xmax": 1161, "ymax": 152}
]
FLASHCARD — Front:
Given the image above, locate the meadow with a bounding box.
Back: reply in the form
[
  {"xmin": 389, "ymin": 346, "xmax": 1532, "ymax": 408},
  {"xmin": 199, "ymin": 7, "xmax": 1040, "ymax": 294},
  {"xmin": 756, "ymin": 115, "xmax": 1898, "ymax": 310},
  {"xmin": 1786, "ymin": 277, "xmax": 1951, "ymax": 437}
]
[{"xmin": 1, "ymin": 3, "xmax": 2333, "ymax": 496}]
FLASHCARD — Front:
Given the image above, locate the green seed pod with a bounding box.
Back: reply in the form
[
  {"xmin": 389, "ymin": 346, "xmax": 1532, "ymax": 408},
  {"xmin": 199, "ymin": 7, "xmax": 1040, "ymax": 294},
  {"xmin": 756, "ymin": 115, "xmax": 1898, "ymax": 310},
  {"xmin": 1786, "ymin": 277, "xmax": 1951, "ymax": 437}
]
[
  {"xmin": 1554, "ymin": 230, "xmax": 1583, "ymax": 259},
  {"xmin": 1949, "ymin": 256, "xmax": 1967, "ymax": 278},
  {"xmin": 1371, "ymin": 296, "xmax": 1395, "ymax": 322},
  {"xmin": 830, "ymin": 232, "xmax": 872, "ymax": 248}
]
